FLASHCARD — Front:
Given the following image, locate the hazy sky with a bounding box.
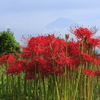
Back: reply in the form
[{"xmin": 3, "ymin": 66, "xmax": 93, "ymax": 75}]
[{"xmin": 0, "ymin": 0, "xmax": 100, "ymax": 44}]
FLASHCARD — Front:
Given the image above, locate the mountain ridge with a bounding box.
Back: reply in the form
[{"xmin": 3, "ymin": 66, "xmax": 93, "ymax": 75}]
[{"xmin": 44, "ymin": 17, "xmax": 80, "ymax": 29}]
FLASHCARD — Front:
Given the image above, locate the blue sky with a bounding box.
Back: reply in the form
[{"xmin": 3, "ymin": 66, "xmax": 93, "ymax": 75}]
[{"xmin": 0, "ymin": 0, "xmax": 100, "ymax": 45}]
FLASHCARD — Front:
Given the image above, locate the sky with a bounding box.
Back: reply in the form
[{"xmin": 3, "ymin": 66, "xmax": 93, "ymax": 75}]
[{"xmin": 0, "ymin": 0, "xmax": 100, "ymax": 45}]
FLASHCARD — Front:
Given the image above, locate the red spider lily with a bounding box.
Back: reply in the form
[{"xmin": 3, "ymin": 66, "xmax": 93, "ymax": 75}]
[
  {"xmin": 42, "ymin": 38, "xmax": 66, "ymax": 60},
  {"xmin": 81, "ymin": 52, "xmax": 94, "ymax": 62},
  {"xmin": 5, "ymin": 34, "xmax": 79, "ymax": 79},
  {"xmin": 68, "ymin": 41, "xmax": 80, "ymax": 56},
  {"xmin": 54, "ymin": 67, "xmax": 63, "ymax": 75},
  {"xmin": 41, "ymin": 65, "xmax": 53, "ymax": 75},
  {"xmin": 70, "ymin": 27, "xmax": 97, "ymax": 39},
  {"xmin": 83, "ymin": 69, "xmax": 96, "ymax": 77},
  {"xmin": 0, "ymin": 54, "xmax": 16, "ymax": 64},
  {"xmin": 51, "ymin": 39, "xmax": 66, "ymax": 52},
  {"xmin": 94, "ymin": 60, "xmax": 100, "ymax": 65},
  {"xmin": 87, "ymin": 38, "xmax": 100, "ymax": 49},
  {"xmin": 71, "ymin": 57, "xmax": 80, "ymax": 65},
  {"xmin": 5, "ymin": 32, "xmax": 100, "ymax": 81},
  {"xmin": 55, "ymin": 56, "xmax": 78, "ymax": 71},
  {"xmin": 55, "ymin": 57, "xmax": 71, "ymax": 67},
  {"xmin": 27, "ymin": 35, "xmax": 56, "ymax": 48},
  {"xmin": 6, "ymin": 60, "xmax": 28, "ymax": 75},
  {"xmin": 22, "ymin": 43, "xmax": 44, "ymax": 58},
  {"xmin": 67, "ymin": 65, "xmax": 77, "ymax": 71},
  {"xmin": 21, "ymin": 35, "xmax": 57, "ymax": 58},
  {"xmin": 24, "ymin": 57, "xmax": 53, "ymax": 77},
  {"xmin": 35, "ymin": 56, "xmax": 48, "ymax": 66},
  {"xmin": 94, "ymin": 70, "xmax": 100, "ymax": 76}
]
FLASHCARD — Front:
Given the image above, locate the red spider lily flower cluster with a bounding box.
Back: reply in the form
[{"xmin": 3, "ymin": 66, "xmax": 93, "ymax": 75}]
[
  {"xmin": 83, "ymin": 69, "xmax": 96, "ymax": 77},
  {"xmin": 81, "ymin": 52, "xmax": 94, "ymax": 62},
  {"xmin": 0, "ymin": 54, "xmax": 16, "ymax": 65},
  {"xmin": 70, "ymin": 26, "xmax": 97, "ymax": 39},
  {"xmin": 83, "ymin": 69, "xmax": 100, "ymax": 77},
  {"xmin": 0, "ymin": 26, "xmax": 100, "ymax": 80}
]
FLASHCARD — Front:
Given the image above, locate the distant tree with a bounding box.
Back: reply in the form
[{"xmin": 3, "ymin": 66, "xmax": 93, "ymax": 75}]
[{"xmin": 0, "ymin": 28, "xmax": 21, "ymax": 56}]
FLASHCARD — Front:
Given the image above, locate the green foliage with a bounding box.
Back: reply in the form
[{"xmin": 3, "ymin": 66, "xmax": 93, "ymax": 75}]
[{"xmin": 0, "ymin": 28, "xmax": 21, "ymax": 55}]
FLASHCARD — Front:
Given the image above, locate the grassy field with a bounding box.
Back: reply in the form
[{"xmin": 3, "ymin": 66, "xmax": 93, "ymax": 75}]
[{"xmin": 0, "ymin": 64, "xmax": 100, "ymax": 100}]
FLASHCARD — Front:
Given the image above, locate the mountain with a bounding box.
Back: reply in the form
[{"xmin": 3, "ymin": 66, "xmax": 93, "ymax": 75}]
[{"xmin": 44, "ymin": 17, "xmax": 80, "ymax": 29}]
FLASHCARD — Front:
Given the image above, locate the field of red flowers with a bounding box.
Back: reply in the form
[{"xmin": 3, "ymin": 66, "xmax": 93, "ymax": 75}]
[{"xmin": 0, "ymin": 26, "xmax": 100, "ymax": 100}]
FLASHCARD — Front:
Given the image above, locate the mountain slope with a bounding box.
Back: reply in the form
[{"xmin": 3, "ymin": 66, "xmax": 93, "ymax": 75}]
[{"xmin": 44, "ymin": 17, "xmax": 79, "ymax": 29}]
